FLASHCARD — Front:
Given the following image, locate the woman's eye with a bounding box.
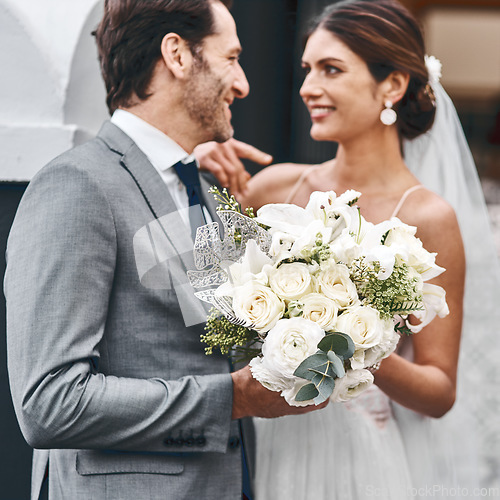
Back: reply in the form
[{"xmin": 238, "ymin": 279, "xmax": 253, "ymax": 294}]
[
  {"xmin": 325, "ymin": 65, "xmax": 340, "ymax": 75},
  {"xmin": 301, "ymin": 66, "xmax": 311, "ymax": 76}
]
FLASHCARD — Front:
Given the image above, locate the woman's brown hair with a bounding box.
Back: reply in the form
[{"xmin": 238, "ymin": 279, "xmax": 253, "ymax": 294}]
[{"xmin": 308, "ymin": 0, "xmax": 436, "ymax": 139}]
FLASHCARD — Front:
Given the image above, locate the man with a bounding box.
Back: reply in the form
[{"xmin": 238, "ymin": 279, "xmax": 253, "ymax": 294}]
[{"xmin": 5, "ymin": 1, "xmax": 324, "ymax": 499}]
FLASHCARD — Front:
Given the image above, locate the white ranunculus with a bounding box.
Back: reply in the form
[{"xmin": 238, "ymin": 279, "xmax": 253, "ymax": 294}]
[
  {"xmin": 384, "ymin": 225, "xmax": 445, "ymax": 281},
  {"xmin": 281, "ymin": 379, "xmax": 315, "ymax": 407},
  {"xmin": 330, "ymin": 369, "xmax": 374, "ymax": 403},
  {"xmin": 232, "ymin": 281, "xmax": 285, "ymax": 333},
  {"xmin": 316, "ymin": 263, "xmax": 358, "ymax": 308},
  {"xmin": 260, "ymin": 317, "xmax": 325, "ymax": 379},
  {"xmin": 335, "ymin": 305, "xmax": 387, "ymax": 369},
  {"xmin": 248, "ymin": 356, "xmax": 291, "ymax": 393},
  {"xmin": 363, "ymin": 326, "xmax": 400, "ymax": 368},
  {"xmin": 269, "ymin": 262, "xmax": 313, "ymax": 301},
  {"xmin": 406, "ymin": 283, "xmax": 449, "ymax": 333},
  {"xmin": 300, "ymin": 293, "xmax": 339, "ymax": 331}
]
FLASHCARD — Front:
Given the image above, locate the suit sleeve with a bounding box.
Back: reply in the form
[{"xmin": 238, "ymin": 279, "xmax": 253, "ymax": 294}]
[{"xmin": 4, "ymin": 162, "xmax": 234, "ymax": 453}]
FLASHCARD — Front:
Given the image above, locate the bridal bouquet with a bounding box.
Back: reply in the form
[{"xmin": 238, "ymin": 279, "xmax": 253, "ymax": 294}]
[{"xmin": 188, "ymin": 188, "xmax": 449, "ymax": 406}]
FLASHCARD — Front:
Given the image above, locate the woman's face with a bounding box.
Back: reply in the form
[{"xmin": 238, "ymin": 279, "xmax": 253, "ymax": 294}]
[{"xmin": 300, "ymin": 29, "xmax": 386, "ymax": 144}]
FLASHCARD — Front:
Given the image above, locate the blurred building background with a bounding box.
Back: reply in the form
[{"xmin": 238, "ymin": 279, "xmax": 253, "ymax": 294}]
[{"xmin": 0, "ymin": 0, "xmax": 499, "ymax": 498}]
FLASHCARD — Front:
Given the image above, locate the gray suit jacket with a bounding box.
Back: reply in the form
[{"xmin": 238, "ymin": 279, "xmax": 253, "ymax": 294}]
[{"xmin": 5, "ymin": 122, "xmax": 249, "ymax": 499}]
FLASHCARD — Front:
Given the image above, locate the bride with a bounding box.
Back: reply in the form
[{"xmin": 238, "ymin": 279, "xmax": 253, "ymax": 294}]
[
  {"xmin": 197, "ymin": 0, "xmax": 500, "ymax": 497},
  {"xmin": 197, "ymin": 0, "xmax": 500, "ymax": 498},
  {"xmin": 239, "ymin": 1, "xmax": 464, "ymax": 498}
]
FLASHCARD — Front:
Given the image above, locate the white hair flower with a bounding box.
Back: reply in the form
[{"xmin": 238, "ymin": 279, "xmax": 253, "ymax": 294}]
[{"xmin": 424, "ymin": 55, "xmax": 442, "ymax": 86}]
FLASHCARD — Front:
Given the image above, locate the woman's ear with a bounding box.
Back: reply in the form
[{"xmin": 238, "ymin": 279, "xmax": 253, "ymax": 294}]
[
  {"xmin": 160, "ymin": 33, "xmax": 193, "ymax": 79},
  {"xmin": 383, "ymin": 71, "xmax": 410, "ymax": 105}
]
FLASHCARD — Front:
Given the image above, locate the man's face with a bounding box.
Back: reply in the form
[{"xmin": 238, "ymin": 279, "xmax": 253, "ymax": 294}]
[{"xmin": 183, "ymin": 1, "xmax": 249, "ymax": 144}]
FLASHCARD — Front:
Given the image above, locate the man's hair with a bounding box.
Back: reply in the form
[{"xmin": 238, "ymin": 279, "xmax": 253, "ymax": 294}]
[{"xmin": 93, "ymin": 0, "xmax": 232, "ymax": 114}]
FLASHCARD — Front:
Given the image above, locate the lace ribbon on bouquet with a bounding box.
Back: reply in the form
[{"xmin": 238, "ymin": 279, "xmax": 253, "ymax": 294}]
[{"xmin": 187, "ymin": 210, "xmax": 271, "ymax": 327}]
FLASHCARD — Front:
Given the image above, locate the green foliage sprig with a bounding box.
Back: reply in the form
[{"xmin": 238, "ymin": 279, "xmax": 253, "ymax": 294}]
[
  {"xmin": 208, "ymin": 186, "xmax": 255, "ymax": 218},
  {"xmin": 293, "ymin": 332, "xmax": 355, "ymax": 404},
  {"xmin": 350, "ymin": 259, "xmax": 423, "ymax": 320},
  {"xmin": 202, "ymin": 308, "xmax": 262, "ymax": 363}
]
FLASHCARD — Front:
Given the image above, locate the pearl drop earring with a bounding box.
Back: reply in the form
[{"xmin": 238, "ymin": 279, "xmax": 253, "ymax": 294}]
[{"xmin": 380, "ymin": 100, "xmax": 397, "ymax": 126}]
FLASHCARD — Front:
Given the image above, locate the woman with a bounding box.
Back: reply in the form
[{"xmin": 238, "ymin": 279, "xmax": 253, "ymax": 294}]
[
  {"xmin": 197, "ymin": 0, "xmax": 500, "ymax": 495},
  {"xmin": 237, "ymin": 1, "xmax": 466, "ymax": 498}
]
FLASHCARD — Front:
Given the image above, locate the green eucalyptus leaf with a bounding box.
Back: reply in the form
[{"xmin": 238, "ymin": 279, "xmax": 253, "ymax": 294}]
[
  {"xmin": 293, "ymin": 352, "xmax": 329, "ymax": 380},
  {"xmin": 327, "ymin": 351, "xmax": 346, "ymax": 378},
  {"xmin": 318, "ymin": 332, "xmax": 355, "ymax": 360},
  {"xmin": 295, "ymin": 383, "xmax": 319, "ymax": 402},
  {"xmin": 311, "ymin": 373, "xmax": 336, "ymax": 405}
]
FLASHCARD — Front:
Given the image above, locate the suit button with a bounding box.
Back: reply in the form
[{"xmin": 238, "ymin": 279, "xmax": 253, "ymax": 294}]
[
  {"xmin": 228, "ymin": 436, "xmax": 240, "ymax": 449},
  {"xmin": 174, "ymin": 437, "xmax": 185, "ymax": 446},
  {"xmin": 185, "ymin": 436, "xmax": 195, "ymax": 447},
  {"xmin": 195, "ymin": 435, "xmax": 206, "ymax": 446},
  {"xmin": 163, "ymin": 437, "xmax": 175, "ymax": 447}
]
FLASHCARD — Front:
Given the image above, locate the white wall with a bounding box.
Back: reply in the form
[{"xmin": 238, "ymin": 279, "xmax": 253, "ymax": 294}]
[{"xmin": 0, "ymin": 0, "xmax": 107, "ymax": 181}]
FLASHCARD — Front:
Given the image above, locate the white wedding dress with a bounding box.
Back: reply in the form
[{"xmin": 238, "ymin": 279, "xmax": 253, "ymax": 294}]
[{"xmin": 253, "ymin": 85, "xmax": 500, "ymax": 499}]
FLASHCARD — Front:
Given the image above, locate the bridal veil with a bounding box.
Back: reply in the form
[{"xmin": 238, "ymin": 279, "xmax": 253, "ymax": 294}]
[{"xmin": 401, "ymin": 82, "xmax": 500, "ymax": 492}]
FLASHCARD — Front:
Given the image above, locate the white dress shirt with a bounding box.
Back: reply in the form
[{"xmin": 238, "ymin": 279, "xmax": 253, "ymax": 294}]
[{"xmin": 111, "ymin": 109, "xmax": 211, "ymax": 226}]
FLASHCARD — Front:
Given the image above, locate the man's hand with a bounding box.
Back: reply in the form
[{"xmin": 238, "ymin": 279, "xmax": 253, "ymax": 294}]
[
  {"xmin": 231, "ymin": 365, "xmax": 328, "ymax": 420},
  {"xmin": 194, "ymin": 139, "xmax": 272, "ymax": 199}
]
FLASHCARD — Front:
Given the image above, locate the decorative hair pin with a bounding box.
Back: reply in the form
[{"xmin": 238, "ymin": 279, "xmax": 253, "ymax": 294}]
[
  {"xmin": 424, "ymin": 55, "xmax": 442, "ymax": 86},
  {"xmin": 424, "ymin": 55, "xmax": 441, "ymax": 107}
]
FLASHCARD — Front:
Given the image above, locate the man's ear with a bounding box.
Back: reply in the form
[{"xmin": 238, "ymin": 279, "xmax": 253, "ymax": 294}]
[
  {"xmin": 160, "ymin": 33, "xmax": 193, "ymax": 79},
  {"xmin": 383, "ymin": 70, "xmax": 410, "ymax": 105}
]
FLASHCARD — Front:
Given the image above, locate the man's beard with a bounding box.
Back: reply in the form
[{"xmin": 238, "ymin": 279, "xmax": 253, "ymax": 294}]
[{"xmin": 184, "ymin": 55, "xmax": 233, "ymax": 143}]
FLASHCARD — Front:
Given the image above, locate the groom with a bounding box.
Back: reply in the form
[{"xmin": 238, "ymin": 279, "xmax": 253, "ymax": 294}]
[{"xmin": 4, "ymin": 1, "xmax": 325, "ymax": 499}]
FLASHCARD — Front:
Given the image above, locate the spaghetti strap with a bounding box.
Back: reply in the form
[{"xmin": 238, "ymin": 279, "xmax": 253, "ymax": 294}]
[
  {"xmin": 284, "ymin": 167, "xmax": 317, "ymax": 204},
  {"xmin": 391, "ymin": 184, "xmax": 425, "ymax": 218}
]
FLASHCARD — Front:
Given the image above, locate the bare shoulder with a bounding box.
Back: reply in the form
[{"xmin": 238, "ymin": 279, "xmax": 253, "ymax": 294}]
[
  {"xmin": 402, "ymin": 188, "xmax": 458, "ymax": 232},
  {"xmin": 240, "ymin": 163, "xmax": 313, "ymax": 210},
  {"xmin": 399, "ymin": 187, "xmax": 464, "ymax": 264}
]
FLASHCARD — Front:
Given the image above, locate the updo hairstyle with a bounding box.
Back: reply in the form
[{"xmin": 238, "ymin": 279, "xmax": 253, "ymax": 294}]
[{"xmin": 308, "ymin": 0, "xmax": 436, "ymax": 139}]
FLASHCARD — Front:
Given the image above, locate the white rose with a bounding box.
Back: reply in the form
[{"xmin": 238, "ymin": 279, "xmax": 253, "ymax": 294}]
[
  {"xmin": 232, "ymin": 281, "xmax": 285, "ymax": 333},
  {"xmin": 260, "ymin": 317, "xmax": 325, "ymax": 379},
  {"xmin": 269, "ymin": 262, "xmax": 313, "ymax": 301},
  {"xmin": 330, "ymin": 369, "xmax": 374, "ymax": 403},
  {"xmin": 300, "ymin": 293, "xmax": 339, "ymax": 331},
  {"xmin": 316, "ymin": 263, "xmax": 358, "ymax": 308},
  {"xmin": 336, "ymin": 305, "xmax": 387, "ymax": 369}
]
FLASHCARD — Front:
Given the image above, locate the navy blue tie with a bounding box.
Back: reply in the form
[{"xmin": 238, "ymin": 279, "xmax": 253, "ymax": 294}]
[{"xmin": 172, "ymin": 159, "xmax": 207, "ymax": 240}]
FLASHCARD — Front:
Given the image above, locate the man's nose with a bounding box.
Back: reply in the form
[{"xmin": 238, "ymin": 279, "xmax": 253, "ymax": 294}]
[{"xmin": 233, "ymin": 62, "xmax": 249, "ymax": 99}]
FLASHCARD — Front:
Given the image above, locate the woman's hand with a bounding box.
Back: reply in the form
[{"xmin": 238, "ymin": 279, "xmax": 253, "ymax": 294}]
[{"xmin": 194, "ymin": 138, "xmax": 272, "ymax": 199}]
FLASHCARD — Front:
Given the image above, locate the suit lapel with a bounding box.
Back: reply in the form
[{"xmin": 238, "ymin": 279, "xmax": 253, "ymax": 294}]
[{"xmin": 97, "ymin": 121, "xmax": 196, "ymax": 272}]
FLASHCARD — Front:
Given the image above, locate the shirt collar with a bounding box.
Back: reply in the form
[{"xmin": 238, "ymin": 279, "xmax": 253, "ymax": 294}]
[{"xmin": 110, "ymin": 109, "xmax": 193, "ymax": 171}]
